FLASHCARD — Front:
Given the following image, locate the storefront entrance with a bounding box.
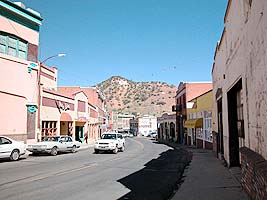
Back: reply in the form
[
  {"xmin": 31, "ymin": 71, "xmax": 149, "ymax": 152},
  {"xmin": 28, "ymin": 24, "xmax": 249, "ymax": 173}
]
[{"xmin": 75, "ymin": 126, "xmax": 84, "ymax": 142}]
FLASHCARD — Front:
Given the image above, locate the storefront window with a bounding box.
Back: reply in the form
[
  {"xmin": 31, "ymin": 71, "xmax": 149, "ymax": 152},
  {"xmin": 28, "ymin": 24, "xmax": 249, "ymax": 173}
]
[{"xmin": 42, "ymin": 121, "xmax": 57, "ymax": 136}]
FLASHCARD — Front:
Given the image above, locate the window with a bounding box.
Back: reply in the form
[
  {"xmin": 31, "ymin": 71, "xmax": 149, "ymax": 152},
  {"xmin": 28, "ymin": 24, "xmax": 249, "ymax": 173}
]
[
  {"xmin": 203, "ymin": 111, "xmax": 212, "ymax": 142},
  {"xmin": 0, "ymin": 137, "xmax": 12, "ymax": 145},
  {"xmin": 42, "ymin": 121, "xmax": 57, "ymax": 136},
  {"xmin": 0, "ymin": 32, "xmax": 28, "ymax": 60}
]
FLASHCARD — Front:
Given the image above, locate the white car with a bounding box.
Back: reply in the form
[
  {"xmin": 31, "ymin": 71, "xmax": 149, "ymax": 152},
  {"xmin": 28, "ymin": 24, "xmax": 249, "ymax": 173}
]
[
  {"xmin": 27, "ymin": 136, "xmax": 81, "ymax": 156},
  {"xmin": 0, "ymin": 136, "xmax": 26, "ymax": 161},
  {"xmin": 94, "ymin": 132, "xmax": 125, "ymax": 154}
]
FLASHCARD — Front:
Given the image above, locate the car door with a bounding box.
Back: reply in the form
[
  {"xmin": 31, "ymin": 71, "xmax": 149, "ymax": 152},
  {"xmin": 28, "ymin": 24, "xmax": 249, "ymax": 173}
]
[
  {"xmin": 0, "ymin": 137, "xmax": 12, "ymax": 158},
  {"xmin": 58, "ymin": 137, "xmax": 68, "ymax": 151},
  {"xmin": 65, "ymin": 136, "xmax": 74, "ymax": 150}
]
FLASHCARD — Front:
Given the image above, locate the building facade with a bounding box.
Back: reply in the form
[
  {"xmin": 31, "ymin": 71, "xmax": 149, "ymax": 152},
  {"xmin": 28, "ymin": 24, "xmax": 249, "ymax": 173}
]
[
  {"xmin": 139, "ymin": 115, "xmax": 157, "ymax": 136},
  {"xmin": 0, "ymin": 1, "xmax": 42, "ymax": 142},
  {"xmin": 157, "ymin": 113, "xmax": 176, "ymax": 142},
  {"xmin": 112, "ymin": 113, "xmax": 135, "ymax": 132},
  {"xmin": 173, "ymin": 82, "xmax": 212, "ymax": 144},
  {"xmin": 212, "ymin": 0, "xmax": 267, "ymax": 198},
  {"xmin": 185, "ymin": 90, "xmax": 213, "ymax": 150},
  {"xmin": 57, "ymin": 86, "xmax": 108, "ymax": 141}
]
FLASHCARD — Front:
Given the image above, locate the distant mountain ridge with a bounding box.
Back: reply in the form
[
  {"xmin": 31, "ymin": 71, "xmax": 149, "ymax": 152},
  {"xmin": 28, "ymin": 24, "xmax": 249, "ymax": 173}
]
[{"xmin": 97, "ymin": 76, "xmax": 177, "ymax": 117}]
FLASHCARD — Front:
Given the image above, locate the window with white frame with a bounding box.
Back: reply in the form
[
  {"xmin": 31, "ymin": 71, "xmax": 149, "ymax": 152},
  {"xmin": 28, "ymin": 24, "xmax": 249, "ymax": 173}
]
[
  {"xmin": 203, "ymin": 111, "xmax": 212, "ymax": 142},
  {"xmin": 0, "ymin": 32, "xmax": 28, "ymax": 60}
]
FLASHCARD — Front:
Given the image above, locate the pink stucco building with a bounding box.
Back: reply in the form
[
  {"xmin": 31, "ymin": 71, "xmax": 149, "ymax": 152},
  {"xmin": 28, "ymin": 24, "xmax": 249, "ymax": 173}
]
[
  {"xmin": 0, "ymin": 1, "xmax": 42, "ymax": 142},
  {"xmin": 57, "ymin": 86, "xmax": 108, "ymax": 142}
]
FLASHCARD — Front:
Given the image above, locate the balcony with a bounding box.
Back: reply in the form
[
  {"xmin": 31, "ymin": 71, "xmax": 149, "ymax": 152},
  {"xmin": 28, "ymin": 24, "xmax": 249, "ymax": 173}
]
[{"xmin": 172, "ymin": 104, "xmax": 182, "ymax": 112}]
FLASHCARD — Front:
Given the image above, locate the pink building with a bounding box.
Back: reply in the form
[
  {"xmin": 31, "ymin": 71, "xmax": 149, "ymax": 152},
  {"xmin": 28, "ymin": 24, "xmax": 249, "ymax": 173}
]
[
  {"xmin": 57, "ymin": 86, "xmax": 108, "ymax": 141},
  {"xmin": 173, "ymin": 82, "xmax": 212, "ymax": 144},
  {"xmin": 0, "ymin": 1, "xmax": 42, "ymax": 142}
]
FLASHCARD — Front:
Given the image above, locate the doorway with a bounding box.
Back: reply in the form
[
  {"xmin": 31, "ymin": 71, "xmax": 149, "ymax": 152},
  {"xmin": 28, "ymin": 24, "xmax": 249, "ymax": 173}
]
[
  {"xmin": 227, "ymin": 79, "xmax": 243, "ymax": 167},
  {"xmin": 75, "ymin": 126, "xmax": 84, "ymax": 142},
  {"xmin": 217, "ymin": 98, "xmax": 224, "ymax": 158},
  {"xmin": 170, "ymin": 122, "xmax": 175, "ymax": 141}
]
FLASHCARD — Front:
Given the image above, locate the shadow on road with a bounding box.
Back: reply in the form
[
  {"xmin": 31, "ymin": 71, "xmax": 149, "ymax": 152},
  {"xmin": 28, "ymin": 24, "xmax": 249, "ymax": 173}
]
[{"xmin": 117, "ymin": 147, "xmax": 192, "ymax": 200}]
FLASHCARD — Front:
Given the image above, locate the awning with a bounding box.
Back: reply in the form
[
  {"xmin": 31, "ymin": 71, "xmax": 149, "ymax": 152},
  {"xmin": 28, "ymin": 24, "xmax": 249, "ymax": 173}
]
[
  {"xmin": 184, "ymin": 118, "xmax": 203, "ymax": 128},
  {"xmin": 60, "ymin": 112, "xmax": 72, "ymax": 122}
]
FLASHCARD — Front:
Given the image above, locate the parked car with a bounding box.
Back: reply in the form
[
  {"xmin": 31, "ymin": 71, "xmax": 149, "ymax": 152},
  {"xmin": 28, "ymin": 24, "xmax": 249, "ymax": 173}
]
[
  {"xmin": 27, "ymin": 136, "xmax": 81, "ymax": 156},
  {"xmin": 147, "ymin": 132, "xmax": 157, "ymax": 139},
  {"xmin": 94, "ymin": 132, "xmax": 125, "ymax": 154},
  {"xmin": 0, "ymin": 136, "xmax": 26, "ymax": 161}
]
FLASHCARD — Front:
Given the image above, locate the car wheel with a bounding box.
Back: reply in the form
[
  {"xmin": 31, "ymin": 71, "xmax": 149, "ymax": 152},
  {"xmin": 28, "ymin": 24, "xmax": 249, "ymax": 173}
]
[
  {"xmin": 113, "ymin": 146, "xmax": 118, "ymax": 154},
  {"xmin": 50, "ymin": 147, "xmax": 58, "ymax": 156},
  {"xmin": 94, "ymin": 149, "xmax": 99, "ymax": 154},
  {"xmin": 10, "ymin": 149, "xmax": 20, "ymax": 161},
  {"xmin": 120, "ymin": 144, "xmax": 125, "ymax": 152},
  {"xmin": 71, "ymin": 145, "xmax": 77, "ymax": 153}
]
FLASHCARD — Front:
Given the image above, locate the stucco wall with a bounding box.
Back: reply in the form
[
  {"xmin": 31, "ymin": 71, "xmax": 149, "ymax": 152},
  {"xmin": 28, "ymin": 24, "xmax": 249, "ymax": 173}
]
[
  {"xmin": 212, "ymin": 0, "xmax": 267, "ymax": 162},
  {"xmin": 0, "ymin": 55, "xmax": 38, "ymax": 138},
  {"xmin": 0, "ymin": 15, "xmax": 39, "ymax": 45}
]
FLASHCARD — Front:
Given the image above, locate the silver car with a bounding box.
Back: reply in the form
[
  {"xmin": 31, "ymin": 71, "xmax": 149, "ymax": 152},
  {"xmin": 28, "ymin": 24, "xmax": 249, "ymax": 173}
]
[{"xmin": 27, "ymin": 136, "xmax": 81, "ymax": 156}]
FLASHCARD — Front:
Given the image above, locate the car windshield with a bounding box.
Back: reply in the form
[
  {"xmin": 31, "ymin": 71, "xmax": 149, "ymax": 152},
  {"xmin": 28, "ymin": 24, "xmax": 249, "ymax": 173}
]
[
  {"xmin": 101, "ymin": 134, "xmax": 116, "ymax": 140},
  {"xmin": 42, "ymin": 137, "xmax": 60, "ymax": 142}
]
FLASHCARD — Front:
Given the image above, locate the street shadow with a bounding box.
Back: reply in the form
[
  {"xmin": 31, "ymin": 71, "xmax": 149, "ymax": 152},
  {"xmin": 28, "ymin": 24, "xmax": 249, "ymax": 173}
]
[{"xmin": 117, "ymin": 147, "xmax": 192, "ymax": 200}]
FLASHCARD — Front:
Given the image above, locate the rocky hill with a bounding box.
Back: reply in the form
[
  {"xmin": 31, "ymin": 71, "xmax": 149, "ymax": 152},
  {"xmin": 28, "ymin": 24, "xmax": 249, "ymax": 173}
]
[{"xmin": 97, "ymin": 76, "xmax": 177, "ymax": 117}]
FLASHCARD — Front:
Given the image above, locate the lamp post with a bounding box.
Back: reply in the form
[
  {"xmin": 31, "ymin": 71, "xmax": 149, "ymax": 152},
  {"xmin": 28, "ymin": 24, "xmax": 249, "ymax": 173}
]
[{"xmin": 37, "ymin": 53, "xmax": 66, "ymax": 140}]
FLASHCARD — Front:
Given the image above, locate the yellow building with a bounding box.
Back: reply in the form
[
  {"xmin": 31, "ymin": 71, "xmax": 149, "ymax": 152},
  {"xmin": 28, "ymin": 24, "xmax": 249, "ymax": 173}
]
[{"xmin": 185, "ymin": 90, "xmax": 213, "ymax": 149}]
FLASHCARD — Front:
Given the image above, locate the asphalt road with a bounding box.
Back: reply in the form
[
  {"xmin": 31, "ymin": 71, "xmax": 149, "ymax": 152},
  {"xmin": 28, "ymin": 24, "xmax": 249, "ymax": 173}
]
[{"xmin": 0, "ymin": 137, "xmax": 191, "ymax": 200}]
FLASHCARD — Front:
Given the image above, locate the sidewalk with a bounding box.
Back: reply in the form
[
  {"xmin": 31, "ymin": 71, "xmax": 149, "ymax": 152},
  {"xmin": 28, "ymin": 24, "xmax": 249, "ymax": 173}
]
[
  {"xmin": 79, "ymin": 142, "xmax": 94, "ymax": 150},
  {"xmin": 169, "ymin": 145, "xmax": 249, "ymax": 200}
]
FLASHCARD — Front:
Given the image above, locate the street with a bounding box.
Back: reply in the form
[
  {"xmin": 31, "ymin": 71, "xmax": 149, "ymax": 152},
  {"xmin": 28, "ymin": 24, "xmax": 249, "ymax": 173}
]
[{"xmin": 0, "ymin": 137, "xmax": 191, "ymax": 200}]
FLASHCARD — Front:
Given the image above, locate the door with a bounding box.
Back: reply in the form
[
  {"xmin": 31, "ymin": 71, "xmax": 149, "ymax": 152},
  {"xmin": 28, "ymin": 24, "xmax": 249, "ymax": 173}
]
[
  {"xmin": 227, "ymin": 79, "xmax": 243, "ymax": 167},
  {"xmin": 65, "ymin": 136, "xmax": 74, "ymax": 150},
  {"xmin": 58, "ymin": 137, "xmax": 68, "ymax": 151},
  {"xmin": 75, "ymin": 126, "xmax": 84, "ymax": 142},
  {"xmin": 217, "ymin": 98, "xmax": 224, "ymax": 156}
]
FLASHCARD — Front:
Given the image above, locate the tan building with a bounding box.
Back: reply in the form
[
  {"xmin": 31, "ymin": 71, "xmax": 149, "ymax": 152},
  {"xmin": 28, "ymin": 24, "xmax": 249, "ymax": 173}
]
[
  {"xmin": 112, "ymin": 112, "xmax": 135, "ymax": 132},
  {"xmin": 212, "ymin": 0, "xmax": 267, "ymax": 198},
  {"xmin": 157, "ymin": 113, "xmax": 176, "ymax": 142}
]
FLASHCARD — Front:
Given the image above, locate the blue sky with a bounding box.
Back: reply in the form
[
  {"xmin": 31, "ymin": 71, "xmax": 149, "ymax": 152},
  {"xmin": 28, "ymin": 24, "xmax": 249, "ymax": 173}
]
[{"xmin": 21, "ymin": 0, "xmax": 227, "ymax": 86}]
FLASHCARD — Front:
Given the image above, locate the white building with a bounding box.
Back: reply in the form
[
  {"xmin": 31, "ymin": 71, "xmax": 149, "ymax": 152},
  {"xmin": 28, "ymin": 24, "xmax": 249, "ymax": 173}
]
[{"xmin": 137, "ymin": 115, "xmax": 157, "ymax": 136}]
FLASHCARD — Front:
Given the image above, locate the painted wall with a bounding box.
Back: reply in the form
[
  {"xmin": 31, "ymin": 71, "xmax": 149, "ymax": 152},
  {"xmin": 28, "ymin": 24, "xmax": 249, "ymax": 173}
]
[
  {"xmin": 212, "ymin": 0, "xmax": 267, "ymax": 162},
  {"xmin": 0, "ymin": 55, "xmax": 38, "ymax": 141},
  {"xmin": 0, "ymin": 15, "xmax": 39, "ymax": 45},
  {"xmin": 138, "ymin": 116, "xmax": 157, "ymax": 136},
  {"xmin": 0, "ymin": 2, "xmax": 41, "ymax": 141}
]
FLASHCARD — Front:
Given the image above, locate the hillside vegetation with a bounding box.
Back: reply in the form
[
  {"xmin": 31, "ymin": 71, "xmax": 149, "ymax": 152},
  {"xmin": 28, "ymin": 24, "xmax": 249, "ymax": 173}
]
[{"xmin": 97, "ymin": 76, "xmax": 177, "ymax": 117}]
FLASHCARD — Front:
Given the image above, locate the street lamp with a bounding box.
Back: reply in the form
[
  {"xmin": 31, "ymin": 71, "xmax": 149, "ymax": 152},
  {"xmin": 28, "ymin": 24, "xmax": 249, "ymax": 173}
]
[
  {"xmin": 37, "ymin": 53, "xmax": 66, "ymax": 140},
  {"xmin": 40, "ymin": 53, "xmax": 66, "ymax": 64}
]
